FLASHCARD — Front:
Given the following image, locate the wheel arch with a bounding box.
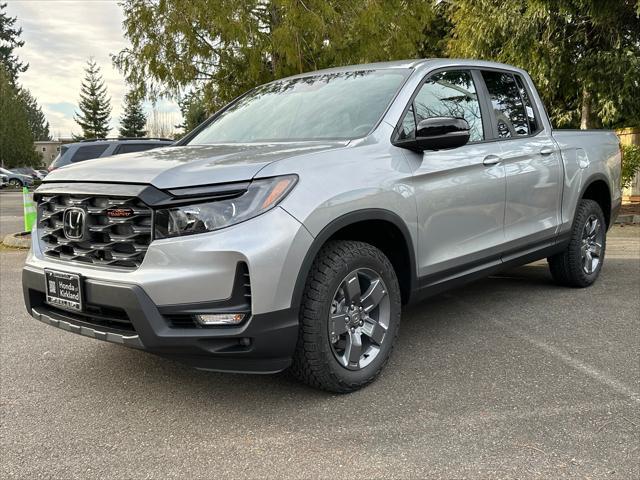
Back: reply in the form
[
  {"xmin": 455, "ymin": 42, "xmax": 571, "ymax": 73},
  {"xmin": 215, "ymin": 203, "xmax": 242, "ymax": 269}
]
[
  {"xmin": 291, "ymin": 209, "xmax": 417, "ymax": 310},
  {"xmin": 579, "ymin": 175, "xmax": 612, "ymax": 228}
]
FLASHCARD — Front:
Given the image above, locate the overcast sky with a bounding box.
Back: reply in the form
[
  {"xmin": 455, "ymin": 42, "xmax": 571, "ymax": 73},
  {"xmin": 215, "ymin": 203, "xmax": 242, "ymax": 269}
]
[{"xmin": 6, "ymin": 0, "xmax": 180, "ymax": 139}]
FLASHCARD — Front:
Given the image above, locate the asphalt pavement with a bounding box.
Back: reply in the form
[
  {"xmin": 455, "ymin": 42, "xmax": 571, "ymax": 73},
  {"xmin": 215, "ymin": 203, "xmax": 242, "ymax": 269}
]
[
  {"xmin": 1, "ymin": 193, "xmax": 638, "ymax": 479},
  {"xmin": 0, "ymin": 191, "xmax": 26, "ymax": 239}
]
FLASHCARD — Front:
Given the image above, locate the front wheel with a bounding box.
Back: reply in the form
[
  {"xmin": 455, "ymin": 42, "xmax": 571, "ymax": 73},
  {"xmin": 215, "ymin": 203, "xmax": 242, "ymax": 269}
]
[
  {"xmin": 290, "ymin": 240, "xmax": 402, "ymax": 393},
  {"xmin": 8, "ymin": 179, "xmax": 23, "ymax": 188},
  {"xmin": 548, "ymin": 199, "xmax": 607, "ymax": 287}
]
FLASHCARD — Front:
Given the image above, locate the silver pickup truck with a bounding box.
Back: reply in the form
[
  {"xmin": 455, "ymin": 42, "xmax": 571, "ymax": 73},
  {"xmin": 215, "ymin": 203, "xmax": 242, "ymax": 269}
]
[{"xmin": 23, "ymin": 59, "xmax": 622, "ymax": 392}]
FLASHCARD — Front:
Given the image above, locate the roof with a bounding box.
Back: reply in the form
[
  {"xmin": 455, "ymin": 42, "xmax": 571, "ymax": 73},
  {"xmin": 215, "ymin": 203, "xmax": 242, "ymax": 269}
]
[{"xmin": 276, "ymin": 58, "xmax": 527, "ymax": 81}]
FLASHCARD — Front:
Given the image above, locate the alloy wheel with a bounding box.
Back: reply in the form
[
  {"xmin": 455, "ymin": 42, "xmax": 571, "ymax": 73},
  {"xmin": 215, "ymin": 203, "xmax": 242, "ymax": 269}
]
[
  {"xmin": 581, "ymin": 214, "xmax": 604, "ymax": 274},
  {"xmin": 328, "ymin": 268, "xmax": 390, "ymax": 371}
]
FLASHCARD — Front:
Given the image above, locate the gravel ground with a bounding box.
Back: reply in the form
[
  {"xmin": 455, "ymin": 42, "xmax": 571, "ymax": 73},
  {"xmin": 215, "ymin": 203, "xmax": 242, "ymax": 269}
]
[{"xmin": 0, "ymin": 197, "xmax": 638, "ymax": 478}]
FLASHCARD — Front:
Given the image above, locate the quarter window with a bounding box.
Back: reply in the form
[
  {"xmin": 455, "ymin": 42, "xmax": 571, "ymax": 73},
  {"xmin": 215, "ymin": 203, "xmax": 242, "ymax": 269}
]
[
  {"xmin": 399, "ymin": 70, "xmax": 484, "ymax": 142},
  {"xmin": 481, "ymin": 71, "xmax": 530, "ymax": 138}
]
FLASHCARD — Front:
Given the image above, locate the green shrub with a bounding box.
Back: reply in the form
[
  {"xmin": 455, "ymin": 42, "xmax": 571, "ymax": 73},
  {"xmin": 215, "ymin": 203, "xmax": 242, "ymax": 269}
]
[{"xmin": 621, "ymin": 144, "xmax": 640, "ymax": 189}]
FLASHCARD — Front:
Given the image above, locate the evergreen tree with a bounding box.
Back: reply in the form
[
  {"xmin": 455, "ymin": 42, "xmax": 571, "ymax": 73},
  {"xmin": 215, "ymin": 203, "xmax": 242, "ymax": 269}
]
[
  {"xmin": 0, "ymin": 66, "xmax": 39, "ymax": 168},
  {"xmin": 119, "ymin": 91, "xmax": 147, "ymax": 137},
  {"xmin": 18, "ymin": 88, "xmax": 51, "ymax": 140},
  {"xmin": 177, "ymin": 91, "xmax": 208, "ymax": 135},
  {"xmin": 75, "ymin": 59, "xmax": 112, "ymax": 138},
  {"xmin": 0, "ymin": 2, "xmax": 28, "ymax": 85}
]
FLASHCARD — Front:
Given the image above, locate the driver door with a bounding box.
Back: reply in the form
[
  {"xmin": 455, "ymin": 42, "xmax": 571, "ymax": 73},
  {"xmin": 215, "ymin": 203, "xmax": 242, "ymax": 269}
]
[{"xmin": 399, "ymin": 69, "xmax": 507, "ymax": 281}]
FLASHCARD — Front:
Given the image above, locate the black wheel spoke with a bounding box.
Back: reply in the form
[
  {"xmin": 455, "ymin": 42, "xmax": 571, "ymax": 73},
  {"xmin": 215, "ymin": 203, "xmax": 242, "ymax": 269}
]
[
  {"xmin": 343, "ymin": 331, "xmax": 363, "ymax": 367},
  {"xmin": 362, "ymin": 318, "xmax": 387, "ymax": 345},
  {"xmin": 361, "ymin": 279, "xmax": 386, "ymax": 313},
  {"xmin": 342, "ymin": 272, "xmax": 362, "ymax": 304}
]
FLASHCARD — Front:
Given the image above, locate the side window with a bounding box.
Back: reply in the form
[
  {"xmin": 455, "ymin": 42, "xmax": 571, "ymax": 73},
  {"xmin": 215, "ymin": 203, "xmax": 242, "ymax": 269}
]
[
  {"xmin": 69, "ymin": 145, "xmax": 109, "ymax": 162},
  {"xmin": 397, "ymin": 105, "xmax": 416, "ymax": 140},
  {"xmin": 481, "ymin": 71, "xmax": 529, "ymax": 138},
  {"xmin": 514, "ymin": 75, "xmax": 540, "ymax": 134},
  {"xmin": 114, "ymin": 143, "xmax": 165, "ymax": 155},
  {"xmin": 410, "ymin": 70, "xmax": 484, "ymax": 142}
]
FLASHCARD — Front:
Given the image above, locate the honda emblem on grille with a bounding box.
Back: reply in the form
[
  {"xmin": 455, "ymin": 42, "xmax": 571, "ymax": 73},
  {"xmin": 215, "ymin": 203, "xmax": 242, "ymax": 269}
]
[
  {"xmin": 106, "ymin": 207, "xmax": 134, "ymax": 218},
  {"xmin": 63, "ymin": 207, "xmax": 87, "ymax": 240}
]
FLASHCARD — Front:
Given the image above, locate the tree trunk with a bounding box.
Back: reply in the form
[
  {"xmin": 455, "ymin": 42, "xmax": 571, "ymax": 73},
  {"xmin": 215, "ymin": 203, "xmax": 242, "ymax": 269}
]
[{"xmin": 580, "ymin": 87, "xmax": 593, "ymax": 130}]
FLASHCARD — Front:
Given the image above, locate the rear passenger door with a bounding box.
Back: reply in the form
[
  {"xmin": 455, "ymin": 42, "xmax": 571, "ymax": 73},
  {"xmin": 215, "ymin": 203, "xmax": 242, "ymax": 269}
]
[
  {"xmin": 480, "ymin": 70, "xmax": 562, "ymax": 251},
  {"xmin": 399, "ymin": 69, "xmax": 507, "ymax": 279}
]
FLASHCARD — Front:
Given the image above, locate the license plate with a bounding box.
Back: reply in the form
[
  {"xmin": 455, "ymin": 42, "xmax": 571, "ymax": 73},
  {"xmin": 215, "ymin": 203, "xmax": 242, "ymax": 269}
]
[{"xmin": 45, "ymin": 269, "xmax": 83, "ymax": 312}]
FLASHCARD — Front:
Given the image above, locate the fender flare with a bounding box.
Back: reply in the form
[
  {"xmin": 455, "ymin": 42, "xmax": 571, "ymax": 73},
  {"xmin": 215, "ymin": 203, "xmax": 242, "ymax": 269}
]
[{"xmin": 289, "ymin": 208, "xmax": 417, "ymax": 313}]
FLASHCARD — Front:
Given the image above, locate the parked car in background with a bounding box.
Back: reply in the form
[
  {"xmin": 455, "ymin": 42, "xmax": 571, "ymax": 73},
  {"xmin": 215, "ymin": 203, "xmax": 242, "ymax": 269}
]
[
  {"xmin": 24, "ymin": 60, "xmax": 621, "ymax": 392},
  {"xmin": 48, "ymin": 138, "xmax": 174, "ymax": 171},
  {"xmin": 12, "ymin": 167, "xmax": 45, "ymax": 181},
  {"xmin": 37, "ymin": 169, "xmax": 49, "ymax": 179},
  {"xmin": 0, "ymin": 167, "xmax": 34, "ymax": 187},
  {"xmin": 0, "ymin": 173, "xmax": 8, "ymax": 188}
]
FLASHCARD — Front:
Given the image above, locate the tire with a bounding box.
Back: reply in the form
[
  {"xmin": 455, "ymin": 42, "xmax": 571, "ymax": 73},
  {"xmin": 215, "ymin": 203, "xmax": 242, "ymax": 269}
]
[
  {"xmin": 548, "ymin": 199, "xmax": 607, "ymax": 287},
  {"xmin": 289, "ymin": 240, "xmax": 402, "ymax": 393},
  {"xmin": 8, "ymin": 179, "xmax": 23, "ymax": 188}
]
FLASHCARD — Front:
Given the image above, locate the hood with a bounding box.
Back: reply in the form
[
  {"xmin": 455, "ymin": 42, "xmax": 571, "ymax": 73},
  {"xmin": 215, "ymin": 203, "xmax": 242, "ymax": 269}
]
[{"xmin": 45, "ymin": 142, "xmax": 347, "ymax": 189}]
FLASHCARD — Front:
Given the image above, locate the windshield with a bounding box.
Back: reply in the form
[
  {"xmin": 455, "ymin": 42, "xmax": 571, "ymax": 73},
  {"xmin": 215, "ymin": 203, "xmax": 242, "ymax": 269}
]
[{"xmin": 187, "ymin": 69, "xmax": 410, "ymax": 144}]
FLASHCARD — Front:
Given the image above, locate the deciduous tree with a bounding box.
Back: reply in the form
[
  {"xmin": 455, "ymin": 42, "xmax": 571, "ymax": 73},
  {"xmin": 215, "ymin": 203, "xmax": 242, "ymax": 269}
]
[
  {"xmin": 114, "ymin": 0, "xmax": 440, "ymax": 111},
  {"xmin": 447, "ymin": 0, "xmax": 640, "ymax": 129}
]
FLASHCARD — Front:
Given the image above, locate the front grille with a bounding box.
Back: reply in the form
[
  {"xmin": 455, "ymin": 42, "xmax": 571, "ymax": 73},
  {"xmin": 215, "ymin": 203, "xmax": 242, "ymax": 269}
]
[{"xmin": 38, "ymin": 194, "xmax": 152, "ymax": 269}]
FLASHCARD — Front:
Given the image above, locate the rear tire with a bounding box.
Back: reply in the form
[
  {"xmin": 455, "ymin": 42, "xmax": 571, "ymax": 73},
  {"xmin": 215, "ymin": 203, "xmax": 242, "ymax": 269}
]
[
  {"xmin": 8, "ymin": 179, "xmax": 23, "ymax": 188},
  {"xmin": 548, "ymin": 199, "xmax": 606, "ymax": 287},
  {"xmin": 289, "ymin": 240, "xmax": 402, "ymax": 393}
]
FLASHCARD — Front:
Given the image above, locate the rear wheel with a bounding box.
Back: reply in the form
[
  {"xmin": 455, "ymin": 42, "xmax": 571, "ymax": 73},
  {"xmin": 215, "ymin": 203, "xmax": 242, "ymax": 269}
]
[
  {"xmin": 290, "ymin": 240, "xmax": 402, "ymax": 393},
  {"xmin": 548, "ymin": 199, "xmax": 606, "ymax": 287},
  {"xmin": 8, "ymin": 178, "xmax": 23, "ymax": 188}
]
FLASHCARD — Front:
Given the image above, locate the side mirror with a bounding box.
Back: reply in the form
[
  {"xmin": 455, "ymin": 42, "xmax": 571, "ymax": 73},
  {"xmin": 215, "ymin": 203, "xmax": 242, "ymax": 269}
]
[{"xmin": 396, "ymin": 117, "xmax": 471, "ymax": 151}]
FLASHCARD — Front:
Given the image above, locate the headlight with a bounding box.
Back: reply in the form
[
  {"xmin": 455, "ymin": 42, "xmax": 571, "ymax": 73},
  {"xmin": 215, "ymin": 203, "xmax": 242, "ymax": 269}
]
[{"xmin": 154, "ymin": 175, "xmax": 297, "ymax": 239}]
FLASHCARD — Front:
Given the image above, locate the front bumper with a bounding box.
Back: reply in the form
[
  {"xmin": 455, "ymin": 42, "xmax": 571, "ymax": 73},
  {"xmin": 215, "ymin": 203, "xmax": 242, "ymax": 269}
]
[{"xmin": 23, "ymin": 267, "xmax": 298, "ymax": 373}]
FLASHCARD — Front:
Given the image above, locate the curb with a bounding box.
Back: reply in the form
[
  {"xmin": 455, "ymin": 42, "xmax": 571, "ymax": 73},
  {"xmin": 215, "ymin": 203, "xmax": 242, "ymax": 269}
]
[
  {"xmin": 3, "ymin": 231, "xmax": 31, "ymax": 249},
  {"xmin": 615, "ymin": 214, "xmax": 640, "ymax": 225}
]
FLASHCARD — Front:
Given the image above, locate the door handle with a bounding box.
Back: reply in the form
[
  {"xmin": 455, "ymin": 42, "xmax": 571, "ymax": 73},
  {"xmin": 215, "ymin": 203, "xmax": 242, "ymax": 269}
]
[
  {"xmin": 482, "ymin": 155, "xmax": 502, "ymax": 166},
  {"xmin": 540, "ymin": 146, "xmax": 554, "ymax": 156}
]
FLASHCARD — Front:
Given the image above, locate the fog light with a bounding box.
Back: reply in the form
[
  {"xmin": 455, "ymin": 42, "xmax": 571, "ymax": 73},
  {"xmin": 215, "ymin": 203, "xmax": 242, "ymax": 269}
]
[{"xmin": 196, "ymin": 313, "xmax": 245, "ymax": 325}]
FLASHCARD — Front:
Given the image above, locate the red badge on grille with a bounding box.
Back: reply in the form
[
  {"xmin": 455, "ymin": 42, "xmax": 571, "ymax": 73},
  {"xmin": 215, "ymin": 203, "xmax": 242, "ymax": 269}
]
[{"xmin": 106, "ymin": 207, "xmax": 134, "ymax": 218}]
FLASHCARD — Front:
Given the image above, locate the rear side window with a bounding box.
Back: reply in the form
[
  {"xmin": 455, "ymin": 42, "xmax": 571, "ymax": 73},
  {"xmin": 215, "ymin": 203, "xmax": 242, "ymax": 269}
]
[
  {"xmin": 400, "ymin": 70, "xmax": 485, "ymax": 142},
  {"xmin": 481, "ymin": 71, "xmax": 530, "ymax": 138},
  {"xmin": 70, "ymin": 144, "xmax": 109, "ymax": 162},
  {"xmin": 514, "ymin": 75, "xmax": 540, "ymax": 134},
  {"xmin": 113, "ymin": 143, "xmax": 165, "ymax": 155}
]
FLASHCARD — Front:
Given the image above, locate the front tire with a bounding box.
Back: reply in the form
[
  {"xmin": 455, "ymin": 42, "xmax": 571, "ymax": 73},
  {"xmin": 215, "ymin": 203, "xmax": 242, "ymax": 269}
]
[
  {"xmin": 8, "ymin": 179, "xmax": 23, "ymax": 188},
  {"xmin": 290, "ymin": 240, "xmax": 402, "ymax": 393},
  {"xmin": 548, "ymin": 199, "xmax": 606, "ymax": 287}
]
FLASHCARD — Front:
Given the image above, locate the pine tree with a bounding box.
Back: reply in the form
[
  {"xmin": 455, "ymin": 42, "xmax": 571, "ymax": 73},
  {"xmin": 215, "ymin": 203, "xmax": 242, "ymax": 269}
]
[
  {"xmin": 0, "ymin": 2, "xmax": 28, "ymax": 85},
  {"xmin": 0, "ymin": 65, "xmax": 39, "ymax": 168},
  {"xmin": 119, "ymin": 91, "xmax": 147, "ymax": 137},
  {"xmin": 177, "ymin": 91, "xmax": 208, "ymax": 135},
  {"xmin": 75, "ymin": 59, "xmax": 112, "ymax": 139},
  {"xmin": 18, "ymin": 88, "xmax": 51, "ymax": 140}
]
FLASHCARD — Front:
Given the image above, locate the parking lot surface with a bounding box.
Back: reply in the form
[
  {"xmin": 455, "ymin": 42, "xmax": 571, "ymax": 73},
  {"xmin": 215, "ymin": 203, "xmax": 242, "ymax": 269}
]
[{"xmin": 1, "ymin": 194, "xmax": 638, "ymax": 479}]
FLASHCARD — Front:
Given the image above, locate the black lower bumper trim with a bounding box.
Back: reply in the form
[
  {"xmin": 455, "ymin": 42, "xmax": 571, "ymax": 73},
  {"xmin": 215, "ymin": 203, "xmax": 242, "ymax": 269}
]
[{"xmin": 23, "ymin": 267, "xmax": 298, "ymax": 373}]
